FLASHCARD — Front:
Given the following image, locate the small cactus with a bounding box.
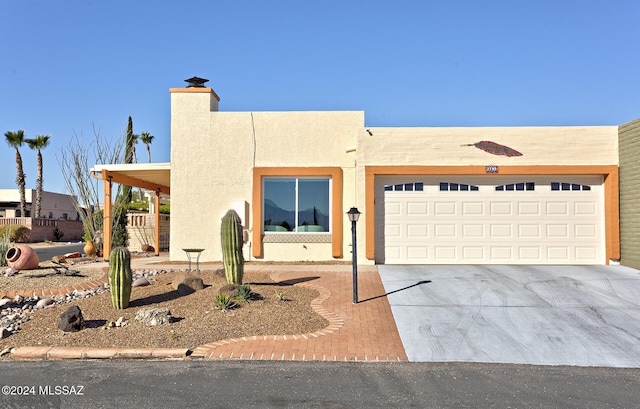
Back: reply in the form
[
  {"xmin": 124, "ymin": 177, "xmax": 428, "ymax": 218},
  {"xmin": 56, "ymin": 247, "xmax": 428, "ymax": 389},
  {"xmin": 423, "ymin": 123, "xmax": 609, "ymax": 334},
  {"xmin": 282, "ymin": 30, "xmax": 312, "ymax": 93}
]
[
  {"xmin": 221, "ymin": 209, "xmax": 244, "ymax": 285},
  {"xmin": 108, "ymin": 246, "xmax": 133, "ymax": 309}
]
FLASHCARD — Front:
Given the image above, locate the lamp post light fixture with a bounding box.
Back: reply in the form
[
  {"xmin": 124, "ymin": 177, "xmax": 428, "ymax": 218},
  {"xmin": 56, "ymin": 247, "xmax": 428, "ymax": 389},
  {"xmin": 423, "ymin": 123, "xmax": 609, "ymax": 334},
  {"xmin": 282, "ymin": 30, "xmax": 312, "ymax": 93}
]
[{"xmin": 347, "ymin": 207, "xmax": 361, "ymax": 304}]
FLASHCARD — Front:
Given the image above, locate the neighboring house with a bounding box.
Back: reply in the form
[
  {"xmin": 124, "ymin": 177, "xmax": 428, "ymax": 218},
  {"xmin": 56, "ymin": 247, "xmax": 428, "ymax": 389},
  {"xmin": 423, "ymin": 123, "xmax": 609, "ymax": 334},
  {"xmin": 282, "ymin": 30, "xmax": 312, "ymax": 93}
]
[
  {"xmin": 94, "ymin": 80, "xmax": 632, "ymax": 266},
  {"xmin": 618, "ymin": 118, "xmax": 640, "ymax": 269},
  {"xmin": 0, "ymin": 189, "xmax": 79, "ymax": 220},
  {"xmin": 0, "ymin": 189, "xmax": 83, "ymax": 241}
]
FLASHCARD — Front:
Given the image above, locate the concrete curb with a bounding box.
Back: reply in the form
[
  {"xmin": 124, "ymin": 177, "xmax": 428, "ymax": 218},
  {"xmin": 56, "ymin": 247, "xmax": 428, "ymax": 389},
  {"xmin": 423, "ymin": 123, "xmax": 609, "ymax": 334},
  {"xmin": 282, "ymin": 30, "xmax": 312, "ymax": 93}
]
[{"xmin": 11, "ymin": 346, "xmax": 190, "ymax": 360}]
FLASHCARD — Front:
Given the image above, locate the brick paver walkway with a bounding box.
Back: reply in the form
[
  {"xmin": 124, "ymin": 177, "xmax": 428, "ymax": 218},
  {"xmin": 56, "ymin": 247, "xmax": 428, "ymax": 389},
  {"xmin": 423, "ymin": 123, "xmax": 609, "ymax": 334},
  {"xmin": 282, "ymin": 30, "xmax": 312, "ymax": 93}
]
[{"xmin": 191, "ymin": 265, "xmax": 408, "ymax": 362}]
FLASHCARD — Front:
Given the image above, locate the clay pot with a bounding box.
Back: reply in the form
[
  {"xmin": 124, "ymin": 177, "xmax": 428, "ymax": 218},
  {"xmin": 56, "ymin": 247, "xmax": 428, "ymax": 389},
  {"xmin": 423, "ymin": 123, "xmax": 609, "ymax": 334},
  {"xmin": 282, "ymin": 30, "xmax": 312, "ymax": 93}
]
[
  {"xmin": 83, "ymin": 240, "xmax": 96, "ymax": 257},
  {"xmin": 6, "ymin": 245, "xmax": 40, "ymax": 270}
]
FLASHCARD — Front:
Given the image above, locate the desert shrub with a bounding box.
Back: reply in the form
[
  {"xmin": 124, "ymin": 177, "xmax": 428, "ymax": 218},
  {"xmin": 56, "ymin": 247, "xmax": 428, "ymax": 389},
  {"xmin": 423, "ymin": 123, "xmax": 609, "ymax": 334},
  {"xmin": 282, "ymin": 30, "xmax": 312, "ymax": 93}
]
[
  {"xmin": 234, "ymin": 285, "xmax": 253, "ymax": 303},
  {"xmin": 0, "ymin": 224, "xmax": 30, "ymax": 242},
  {"xmin": 214, "ymin": 294, "xmax": 236, "ymax": 312},
  {"xmin": 53, "ymin": 227, "xmax": 64, "ymax": 241},
  {"xmin": 0, "ymin": 229, "xmax": 10, "ymax": 266},
  {"xmin": 275, "ymin": 290, "xmax": 285, "ymax": 301}
]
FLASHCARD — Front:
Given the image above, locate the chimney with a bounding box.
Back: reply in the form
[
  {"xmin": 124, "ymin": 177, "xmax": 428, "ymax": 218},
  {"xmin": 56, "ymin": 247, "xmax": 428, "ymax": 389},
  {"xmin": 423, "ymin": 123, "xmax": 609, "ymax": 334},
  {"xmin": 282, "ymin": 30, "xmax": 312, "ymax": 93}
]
[{"xmin": 170, "ymin": 76, "xmax": 220, "ymax": 112}]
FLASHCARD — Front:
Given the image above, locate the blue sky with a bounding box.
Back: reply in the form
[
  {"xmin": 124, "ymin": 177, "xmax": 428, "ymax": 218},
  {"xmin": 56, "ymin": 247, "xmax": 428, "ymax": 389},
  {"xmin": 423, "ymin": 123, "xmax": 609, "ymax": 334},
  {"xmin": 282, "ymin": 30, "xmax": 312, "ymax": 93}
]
[{"xmin": 1, "ymin": 1, "xmax": 639, "ymax": 194}]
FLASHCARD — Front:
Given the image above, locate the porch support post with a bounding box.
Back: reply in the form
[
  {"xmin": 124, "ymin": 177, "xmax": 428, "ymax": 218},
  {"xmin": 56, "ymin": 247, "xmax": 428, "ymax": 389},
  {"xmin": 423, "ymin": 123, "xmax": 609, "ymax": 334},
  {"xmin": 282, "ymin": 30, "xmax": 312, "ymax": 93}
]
[
  {"xmin": 154, "ymin": 189, "xmax": 161, "ymax": 256},
  {"xmin": 103, "ymin": 172, "xmax": 113, "ymax": 261}
]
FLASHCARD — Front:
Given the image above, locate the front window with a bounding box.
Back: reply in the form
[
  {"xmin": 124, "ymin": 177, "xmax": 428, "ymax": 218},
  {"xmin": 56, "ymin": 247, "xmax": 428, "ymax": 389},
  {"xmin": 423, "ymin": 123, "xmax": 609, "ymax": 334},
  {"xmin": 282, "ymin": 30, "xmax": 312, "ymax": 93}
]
[{"xmin": 263, "ymin": 177, "xmax": 330, "ymax": 233}]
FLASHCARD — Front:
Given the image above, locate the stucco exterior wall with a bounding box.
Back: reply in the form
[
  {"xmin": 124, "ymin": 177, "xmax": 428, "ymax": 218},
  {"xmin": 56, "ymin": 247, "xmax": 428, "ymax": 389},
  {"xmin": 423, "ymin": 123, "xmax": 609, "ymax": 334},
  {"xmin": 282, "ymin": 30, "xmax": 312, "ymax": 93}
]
[
  {"xmin": 170, "ymin": 88, "xmax": 363, "ymax": 262},
  {"xmin": 358, "ymin": 126, "xmax": 619, "ymax": 166},
  {"xmin": 619, "ymin": 118, "xmax": 640, "ymax": 269}
]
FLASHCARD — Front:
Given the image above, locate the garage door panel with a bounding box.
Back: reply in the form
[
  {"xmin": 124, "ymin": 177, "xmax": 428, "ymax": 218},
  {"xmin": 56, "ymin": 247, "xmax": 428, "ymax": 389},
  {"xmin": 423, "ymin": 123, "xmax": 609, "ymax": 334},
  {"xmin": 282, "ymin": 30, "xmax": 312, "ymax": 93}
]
[
  {"xmin": 518, "ymin": 202, "xmax": 540, "ymax": 215},
  {"xmin": 547, "ymin": 224, "xmax": 569, "ymax": 238},
  {"xmin": 407, "ymin": 202, "xmax": 429, "ymax": 215},
  {"xmin": 434, "ymin": 202, "xmax": 456, "ymax": 215},
  {"xmin": 518, "ymin": 224, "xmax": 540, "ymax": 238},
  {"xmin": 490, "ymin": 202, "xmax": 512, "ymax": 215},
  {"xmin": 377, "ymin": 176, "xmax": 605, "ymax": 264},
  {"xmin": 490, "ymin": 224, "xmax": 513, "ymax": 238},
  {"xmin": 547, "ymin": 202, "xmax": 569, "ymax": 215},
  {"xmin": 462, "ymin": 202, "xmax": 484, "ymax": 215},
  {"xmin": 434, "ymin": 224, "xmax": 456, "ymax": 238}
]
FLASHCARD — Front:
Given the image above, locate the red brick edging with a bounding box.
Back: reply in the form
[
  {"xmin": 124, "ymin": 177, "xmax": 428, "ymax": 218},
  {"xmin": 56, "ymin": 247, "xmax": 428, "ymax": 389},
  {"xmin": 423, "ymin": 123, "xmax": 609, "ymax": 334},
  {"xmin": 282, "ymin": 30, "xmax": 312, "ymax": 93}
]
[
  {"xmin": 190, "ymin": 278, "xmax": 343, "ymax": 360},
  {"xmin": 0, "ymin": 271, "xmax": 109, "ymax": 300}
]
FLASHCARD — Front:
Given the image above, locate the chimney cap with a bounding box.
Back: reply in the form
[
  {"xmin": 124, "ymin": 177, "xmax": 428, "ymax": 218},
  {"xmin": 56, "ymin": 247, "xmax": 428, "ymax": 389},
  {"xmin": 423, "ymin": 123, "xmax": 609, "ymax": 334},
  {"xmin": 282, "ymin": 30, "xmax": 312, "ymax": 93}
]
[{"xmin": 184, "ymin": 76, "xmax": 209, "ymax": 88}]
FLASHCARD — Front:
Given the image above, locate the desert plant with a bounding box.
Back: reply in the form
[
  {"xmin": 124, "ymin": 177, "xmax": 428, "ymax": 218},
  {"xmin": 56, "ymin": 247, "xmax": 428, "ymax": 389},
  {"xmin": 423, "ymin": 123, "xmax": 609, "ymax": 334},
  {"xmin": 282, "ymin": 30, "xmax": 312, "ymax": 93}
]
[
  {"xmin": 0, "ymin": 229, "xmax": 11, "ymax": 267},
  {"xmin": 275, "ymin": 290, "xmax": 285, "ymax": 301},
  {"xmin": 235, "ymin": 285, "xmax": 253, "ymax": 303},
  {"xmin": 0, "ymin": 225, "xmax": 29, "ymax": 242},
  {"xmin": 221, "ymin": 209, "xmax": 244, "ymax": 285},
  {"xmin": 108, "ymin": 247, "xmax": 133, "ymax": 309},
  {"xmin": 214, "ymin": 293, "xmax": 236, "ymax": 311},
  {"xmin": 53, "ymin": 227, "xmax": 64, "ymax": 241}
]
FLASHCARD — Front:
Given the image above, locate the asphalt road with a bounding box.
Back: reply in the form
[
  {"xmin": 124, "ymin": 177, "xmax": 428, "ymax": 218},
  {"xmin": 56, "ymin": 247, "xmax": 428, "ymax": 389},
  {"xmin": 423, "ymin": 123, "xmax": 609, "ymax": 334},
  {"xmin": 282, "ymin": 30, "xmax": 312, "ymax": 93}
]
[
  {"xmin": 1, "ymin": 361, "xmax": 638, "ymax": 408},
  {"xmin": 32, "ymin": 242, "xmax": 85, "ymax": 262}
]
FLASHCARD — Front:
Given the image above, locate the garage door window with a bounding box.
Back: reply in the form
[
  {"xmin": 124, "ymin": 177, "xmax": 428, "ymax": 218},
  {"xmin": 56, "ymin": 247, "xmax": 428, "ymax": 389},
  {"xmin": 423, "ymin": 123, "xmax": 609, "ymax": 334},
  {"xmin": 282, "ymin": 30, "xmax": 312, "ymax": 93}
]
[
  {"xmin": 495, "ymin": 182, "xmax": 535, "ymax": 191},
  {"xmin": 439, "ymin": 182, "xmax": 479, "ymax": 191},
  {"xmin": 263, "ymin": 177, "xmax": 330, "ymax": 233},
  {"xmin": 551, "ymin": 182, "xmax": 591, "ymax": 191},
  {"xmin": 385, "ymin": 182, "xmax": 424, "ymax": 191}
]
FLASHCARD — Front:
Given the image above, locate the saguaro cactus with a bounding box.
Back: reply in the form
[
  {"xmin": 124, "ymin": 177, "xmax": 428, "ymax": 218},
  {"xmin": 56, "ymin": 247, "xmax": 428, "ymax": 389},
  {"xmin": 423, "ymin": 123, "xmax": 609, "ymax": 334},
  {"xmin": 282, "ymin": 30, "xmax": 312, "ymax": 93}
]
[
  {"xmin": 108, "ymin": 246, "xmax": 133, "ymax": 309},
  {"xmin": 221, "ymin": 209, "xmax": 244, "ymax": 285}
]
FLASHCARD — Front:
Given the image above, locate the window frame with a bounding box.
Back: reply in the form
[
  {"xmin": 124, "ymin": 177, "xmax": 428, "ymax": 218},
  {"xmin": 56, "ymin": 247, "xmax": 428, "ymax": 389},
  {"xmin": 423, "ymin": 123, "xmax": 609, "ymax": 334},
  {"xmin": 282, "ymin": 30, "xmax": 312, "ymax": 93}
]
[
  {"xmin": 252, "ymin": 167, "xmax": 343, "ymax": 259},
  {"xmin": 262, "ymin": 176, "xmax": 332, "ymax": 234}
]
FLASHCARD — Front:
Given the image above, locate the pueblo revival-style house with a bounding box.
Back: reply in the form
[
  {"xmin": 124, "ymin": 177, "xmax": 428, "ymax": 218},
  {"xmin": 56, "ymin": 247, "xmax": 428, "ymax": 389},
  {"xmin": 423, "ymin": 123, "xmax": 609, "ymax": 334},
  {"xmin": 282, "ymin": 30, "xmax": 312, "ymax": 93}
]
[{"xmin": 92, "ymin": 78, "xmax": 640, "ymax": 269}]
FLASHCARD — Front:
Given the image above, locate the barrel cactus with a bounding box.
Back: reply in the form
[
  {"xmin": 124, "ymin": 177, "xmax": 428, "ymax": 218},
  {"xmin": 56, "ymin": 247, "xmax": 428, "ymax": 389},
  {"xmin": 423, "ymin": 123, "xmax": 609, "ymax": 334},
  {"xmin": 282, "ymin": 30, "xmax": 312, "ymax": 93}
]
[
  {"xmin": 108, "ymin": 246, "xmax": 133, "ymax": 309},
  {"xmin": 221, "ymin": 209, "xmax": 244, "ymax": 285}
]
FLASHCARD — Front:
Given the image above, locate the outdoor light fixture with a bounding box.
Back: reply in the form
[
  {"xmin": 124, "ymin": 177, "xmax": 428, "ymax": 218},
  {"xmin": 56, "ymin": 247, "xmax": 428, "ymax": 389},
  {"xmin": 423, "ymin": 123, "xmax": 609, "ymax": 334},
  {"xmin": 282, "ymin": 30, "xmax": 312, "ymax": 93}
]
[
  {"xmin": 347, "ymin": 207, "xmax": 361, "ymax": 304},
  {"xmin": 347, "ymin": 207, "xmax": 361, "ymax": 223}
]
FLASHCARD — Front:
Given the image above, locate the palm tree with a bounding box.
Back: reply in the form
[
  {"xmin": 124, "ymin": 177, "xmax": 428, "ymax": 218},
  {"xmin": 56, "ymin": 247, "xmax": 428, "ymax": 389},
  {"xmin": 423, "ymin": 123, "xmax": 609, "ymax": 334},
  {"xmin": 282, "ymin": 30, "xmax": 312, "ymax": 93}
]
[
  {"xmin": 25, "ymin": 134, "xmax": 52, "ymax": 218},
  {"xmin": 4, "ymin": 130, "xmax": 27, "ymax": 217},
  {"xmin": 140, "ymin": 132, "xmax": 155, "ymax": 163}
]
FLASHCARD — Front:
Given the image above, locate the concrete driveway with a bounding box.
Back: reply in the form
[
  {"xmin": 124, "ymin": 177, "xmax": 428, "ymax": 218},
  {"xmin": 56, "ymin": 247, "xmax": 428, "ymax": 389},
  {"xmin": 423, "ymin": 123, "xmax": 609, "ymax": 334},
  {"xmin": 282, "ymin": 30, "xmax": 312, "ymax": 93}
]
[{"xmin": 377, "ymin": 265, "xmax": 640, "ymax": 367}]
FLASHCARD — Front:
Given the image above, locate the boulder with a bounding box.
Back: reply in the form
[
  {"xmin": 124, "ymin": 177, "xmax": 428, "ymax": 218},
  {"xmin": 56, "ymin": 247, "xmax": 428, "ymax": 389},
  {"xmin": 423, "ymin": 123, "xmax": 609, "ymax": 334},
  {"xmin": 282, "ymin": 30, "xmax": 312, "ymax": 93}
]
[
  {"xmin": 58, "ymin": 305, "xmax": 85, "ymax": 332},
  {"xmin": 36, "ymin": 298, "xmax": 55, "ymax": 308},
  {"xmin": 141, "ymin": 244, "xmax": 155, "ymax": 253},
  {"xmin": 132, "ymin": 277, "xmax": 151, "ymax": 287},
  {"xmin": 52, "ymin": 255, "xmax": 67, "ymax": 264},
  {"xmin": 172, "ymin": 273, "xmax": 204, "ymax": 295},
  {"xmin": 134, "ymin": 308, "xmax": 172, "ymax": 326}
]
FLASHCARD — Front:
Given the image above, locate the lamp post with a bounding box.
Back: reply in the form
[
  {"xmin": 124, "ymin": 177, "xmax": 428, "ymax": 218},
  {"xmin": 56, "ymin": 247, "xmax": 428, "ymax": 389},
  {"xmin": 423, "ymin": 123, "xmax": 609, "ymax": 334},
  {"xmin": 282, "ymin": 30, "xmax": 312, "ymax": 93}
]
[{"xmin": 347, "ymin": 207, "xmax": 361, "ymax": 304}]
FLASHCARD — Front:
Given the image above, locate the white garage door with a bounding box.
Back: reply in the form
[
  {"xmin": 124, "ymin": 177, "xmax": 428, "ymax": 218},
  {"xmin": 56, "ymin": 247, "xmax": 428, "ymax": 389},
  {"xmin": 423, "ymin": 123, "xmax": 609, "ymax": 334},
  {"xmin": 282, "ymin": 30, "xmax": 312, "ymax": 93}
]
[{"xmin": 374, "ymin": 176, "xmax": 605, "ymax": 264}]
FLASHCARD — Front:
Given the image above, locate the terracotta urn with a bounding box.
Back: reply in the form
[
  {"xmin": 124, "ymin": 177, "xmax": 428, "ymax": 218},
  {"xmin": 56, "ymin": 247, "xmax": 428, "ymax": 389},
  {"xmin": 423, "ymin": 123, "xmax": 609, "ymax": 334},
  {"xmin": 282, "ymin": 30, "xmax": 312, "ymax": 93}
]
[
  {"xmin": 6, "ymin": 245, "xmax": 40, "ymax": 270},
  {"xmin": 84, "ymin": 240, "xmax": 96, "ymax": 257}
]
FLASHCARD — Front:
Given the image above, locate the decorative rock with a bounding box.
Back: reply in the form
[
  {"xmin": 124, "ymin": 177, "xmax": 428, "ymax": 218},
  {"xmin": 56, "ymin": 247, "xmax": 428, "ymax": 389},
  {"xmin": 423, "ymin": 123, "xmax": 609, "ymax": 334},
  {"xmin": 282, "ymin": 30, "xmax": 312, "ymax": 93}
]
[
  {"xmin": 5, "ymin": 268, "xmax": 18, "ymax": 277},
  {"xmin": 132, "ymin": 277, "xmax": 151, "ymax": 287},
  {"xmin": 115, "ymin": 316, "xmax": 127, "ymax": 327},
  {"xmin": 134, "ymin": 307, "xmax": 172, "ymax": 326},
  {"xmin": 58, "ymin": 305, "xmax": 85, "ymax": 332},
  {"xmin": 13, "ymin": 295, "xmax": 24, "ymax": 304},
  {"xmin": 52, "ymin": 255, "xmax": 67, "ymax": 264},
  {"xmin": 36, "ymin": 298, "xmax": 55, "ymax": 308},
  {"xmin": 141, "ymin": 244, "xmax": 155, "ymax": 253},
  {"xmin": 0, "ymin": 298, "xmax": 11, "ymax": 308},
  {"xmin": 0, "ymin": 328, "xmax": 9, "ymax": 339},
  {"xmin": 64, "ymin": 252, "xmax": 81, "ymax": 259},
  {"xmin": 172, "ymin": 274, "xmax": 205, "ymax": 295}
]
